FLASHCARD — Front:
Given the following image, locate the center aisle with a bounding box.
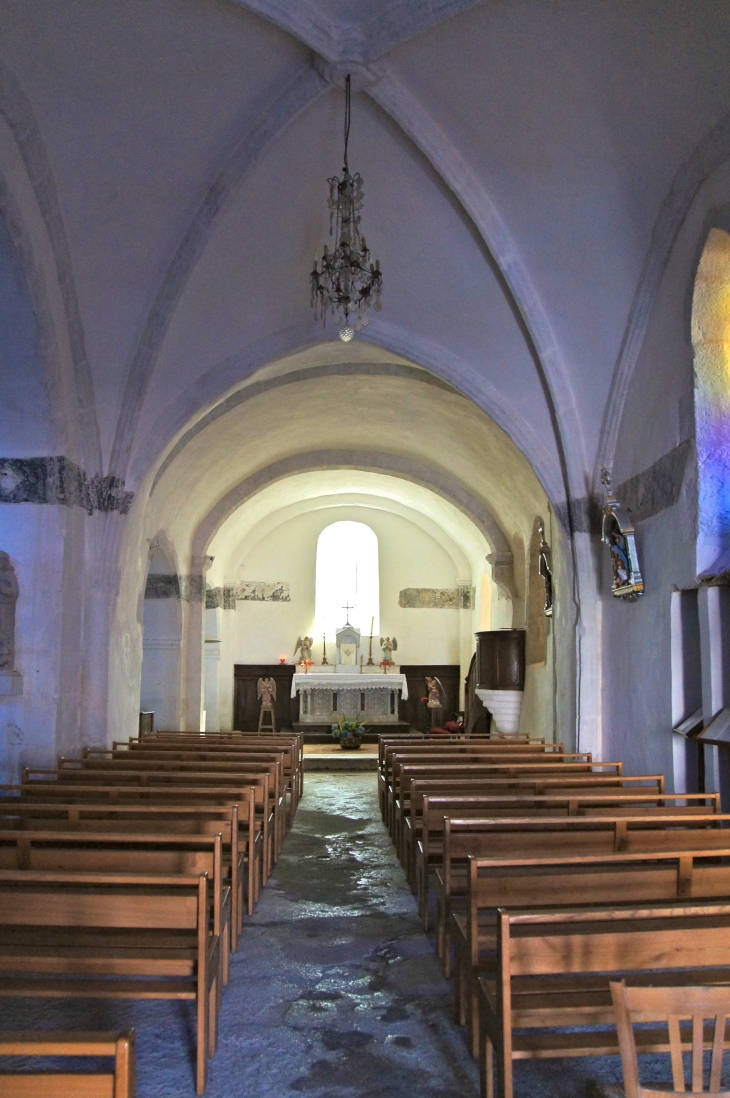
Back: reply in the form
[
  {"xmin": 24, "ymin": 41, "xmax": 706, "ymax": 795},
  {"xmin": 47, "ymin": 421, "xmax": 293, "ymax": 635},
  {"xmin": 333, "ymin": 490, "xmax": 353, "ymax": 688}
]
[{"xmin": 220, "ymin": 771, "xmax": 479, "ymax": 1097}]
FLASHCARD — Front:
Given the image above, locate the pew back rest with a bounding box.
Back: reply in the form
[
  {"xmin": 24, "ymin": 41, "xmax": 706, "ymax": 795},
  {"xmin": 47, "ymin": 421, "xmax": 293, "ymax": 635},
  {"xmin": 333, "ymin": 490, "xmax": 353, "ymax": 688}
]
[
  {"xmin": 469, "ymin": 849, "xmax": 730, "ymax": 916},
  {"xmin": 443, "ymin": 814, "xmax": 730, "ymax": 862},
  {"xmin": 0, "ymin": 1030, "xmax": 135, "ymax": 1098},
  {"xmin": 0, "ymin": 870, "xmax": 207, "ymax": 931},
  {"xmin": 500, "ymin": 902, "xmax": 730, "ymax": 980}
]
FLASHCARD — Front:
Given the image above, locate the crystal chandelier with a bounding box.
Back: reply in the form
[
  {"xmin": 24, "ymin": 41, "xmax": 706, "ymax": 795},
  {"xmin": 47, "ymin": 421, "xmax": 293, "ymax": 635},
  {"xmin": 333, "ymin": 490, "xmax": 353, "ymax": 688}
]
[{"xmin": 310, "ymin": 75, "xmax": 382, "ymax": 342}]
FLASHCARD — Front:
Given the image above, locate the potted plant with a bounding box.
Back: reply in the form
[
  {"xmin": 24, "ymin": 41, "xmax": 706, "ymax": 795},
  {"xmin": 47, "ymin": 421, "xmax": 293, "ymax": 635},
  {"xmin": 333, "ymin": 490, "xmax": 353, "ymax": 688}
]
[{"xmin": 331, "ymin": 715, "xmax": 366, "ymax": 750}]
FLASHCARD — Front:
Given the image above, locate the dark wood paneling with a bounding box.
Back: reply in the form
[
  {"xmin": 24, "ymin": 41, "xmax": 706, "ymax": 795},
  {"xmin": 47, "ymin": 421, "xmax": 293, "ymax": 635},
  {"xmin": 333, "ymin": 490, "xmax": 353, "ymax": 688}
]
[
  {"xmin": 399, "ymin": 665, "xmax": 461, "ymax": 731},
  {"xmin": 464, "ymin": 654, "xmax": 490, "ymax": 736},
  {"xmin": 475, "ymin": 630, "xmax": 525, "ymax": 690},
  {"xmin": 233, "ymin": 664, "xmax": 299, "ymax": 731}
]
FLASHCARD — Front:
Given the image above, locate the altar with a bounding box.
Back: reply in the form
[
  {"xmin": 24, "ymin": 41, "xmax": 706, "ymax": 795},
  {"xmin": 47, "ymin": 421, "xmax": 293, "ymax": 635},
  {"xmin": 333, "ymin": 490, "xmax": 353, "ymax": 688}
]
[
  {"xmin": 290, "ymin": 619, "xmax": 408, "ymax": 725},
  {"xmin": 291, "ymin": 671, "xmax": 408, "ymax": 724}
]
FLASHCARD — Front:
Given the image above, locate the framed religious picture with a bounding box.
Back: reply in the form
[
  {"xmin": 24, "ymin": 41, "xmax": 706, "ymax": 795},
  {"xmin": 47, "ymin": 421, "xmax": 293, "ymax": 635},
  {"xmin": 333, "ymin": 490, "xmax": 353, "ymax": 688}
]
[{"xmin": 601, "ymin": 471, "xmax": 644, "ymax": 600}]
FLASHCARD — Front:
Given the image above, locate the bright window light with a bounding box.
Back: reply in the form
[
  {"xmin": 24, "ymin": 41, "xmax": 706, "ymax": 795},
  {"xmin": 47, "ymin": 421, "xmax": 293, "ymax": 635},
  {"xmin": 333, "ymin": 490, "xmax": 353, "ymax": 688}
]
[{"xmin": 314, "ymin": 521, "xmax": 380, "ymax": 640}]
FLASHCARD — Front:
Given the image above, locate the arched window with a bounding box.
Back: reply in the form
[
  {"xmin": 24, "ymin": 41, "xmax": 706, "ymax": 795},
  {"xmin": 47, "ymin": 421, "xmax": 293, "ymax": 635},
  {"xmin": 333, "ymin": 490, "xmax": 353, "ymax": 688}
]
[{"xmin": 314, "ymin": 521, "xmax": 380, "ymax": 639}]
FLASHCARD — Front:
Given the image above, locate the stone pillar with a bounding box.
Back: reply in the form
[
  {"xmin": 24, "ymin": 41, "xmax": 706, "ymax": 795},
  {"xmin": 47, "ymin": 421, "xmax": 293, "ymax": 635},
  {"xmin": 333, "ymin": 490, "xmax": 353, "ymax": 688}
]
[
  {"xmin": 203, "ymin": 640, "xmax": 221, "ymax": 733},
  {"xmin": 183, "ymin": 555, "xmax": 213, "ymax": 731}
]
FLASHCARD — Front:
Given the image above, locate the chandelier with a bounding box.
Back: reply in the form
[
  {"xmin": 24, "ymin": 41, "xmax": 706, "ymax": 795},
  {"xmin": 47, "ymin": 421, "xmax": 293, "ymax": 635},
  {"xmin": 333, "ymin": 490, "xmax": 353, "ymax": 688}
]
[{"xmin": 310, "ymin": 75, "xmax": 382, "ymax": 342}]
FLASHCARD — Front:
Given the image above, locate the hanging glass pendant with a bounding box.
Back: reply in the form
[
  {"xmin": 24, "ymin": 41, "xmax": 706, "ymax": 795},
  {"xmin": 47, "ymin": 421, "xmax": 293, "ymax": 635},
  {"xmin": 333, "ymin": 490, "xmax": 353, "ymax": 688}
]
[{"xmin": 310, "ymin": 75, "xmax": 382, "ymax": 342}]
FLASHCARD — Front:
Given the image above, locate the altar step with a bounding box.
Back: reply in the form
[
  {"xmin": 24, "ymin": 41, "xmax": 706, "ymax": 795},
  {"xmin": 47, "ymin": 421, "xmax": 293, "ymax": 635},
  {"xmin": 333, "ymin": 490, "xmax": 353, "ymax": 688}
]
[
  {"xmin": 304, "ymin": 744, "xmax": 379, "ymax": 771},
  {"xmin": 294, "ymin": 721, "xmax": 414, "ymax": 743}
]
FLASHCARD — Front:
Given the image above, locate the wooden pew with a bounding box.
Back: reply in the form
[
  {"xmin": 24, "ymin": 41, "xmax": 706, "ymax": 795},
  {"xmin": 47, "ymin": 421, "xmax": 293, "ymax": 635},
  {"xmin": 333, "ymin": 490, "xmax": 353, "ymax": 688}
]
[
  {"xmin": 428, "ymin": 808, "xmax": 728, "ymax": 967},
  {"xmin": 13, "ymin": 775, "xmax": 276, "ymax": 882},
  {"xmin": 0, "ymin": 869, "xmax": 218, "ymax": 1096},
  {"xmin": 378, "ymin": 737, "xmax": 557, "ymax": 817},
  {"xmin": 0, "ymin": 799, "xmax": 258, "ymax": 934},
  {"xmin": 456, "ymin": 847, "xmax": 730, "ymax": 1059},
  {"xmin": 46, "ymin": 758, "xmax": 287, "ymax": 861},
  {"xmin": 0, "ymin": 829, "xmax": 231, "ymax": 986},
  {"xmin": 389, "ymin": 757, "xmax": 613, "ymax": 840},
  {"xmin": 137, "ymin": 731, "xmax": 304, "ymax": 800},
  {"xmin": 399, "ymin": 778, "xmax": 673, "ymax": 868},
  {"xmin": 477, "ymin": 900, "xmax": 730, "ymax": 1098},
  {"xmin": 394, "ymin": 771, "xmax": 663, "ymax": 865},
  {"xmin": 382, "ymin": 749, "xmax": 591, "ymax": 828},
  {"xmin": 108, "ymin": 738, "xmax": 302, "ymax": 818},
  {"xmin": 0, "ymin": 1030, "xmax": 135, "ymax": 1098}
]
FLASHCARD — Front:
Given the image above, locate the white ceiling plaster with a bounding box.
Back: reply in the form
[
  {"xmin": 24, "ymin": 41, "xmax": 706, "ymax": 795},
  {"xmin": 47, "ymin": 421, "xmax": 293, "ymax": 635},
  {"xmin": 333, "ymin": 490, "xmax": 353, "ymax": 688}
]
[
  {"xmin": 1, "ymin": 0, "xmax": 729, "ymax": 535},
  {"xmin": 226, "ymin": 0, "xmax": 486, "ymax": 63},
  {"xmin": 207, "ymin": 473, "xmax": 485, "ymax": 581}
]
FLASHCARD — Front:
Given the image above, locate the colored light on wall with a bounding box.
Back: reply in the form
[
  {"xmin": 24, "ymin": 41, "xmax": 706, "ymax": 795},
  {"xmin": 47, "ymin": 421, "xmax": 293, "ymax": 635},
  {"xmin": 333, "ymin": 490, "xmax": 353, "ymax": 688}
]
[{"xmin": 692, "ymin": 228, "xmax": 730, "ymax": 572}]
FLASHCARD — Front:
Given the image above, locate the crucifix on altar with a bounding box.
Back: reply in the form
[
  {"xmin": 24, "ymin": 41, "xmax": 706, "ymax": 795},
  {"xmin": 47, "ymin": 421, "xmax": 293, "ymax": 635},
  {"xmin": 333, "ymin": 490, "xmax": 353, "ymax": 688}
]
[{"xmin": 342, "ymin": 602, "xmax": 354, "ymax": 624}]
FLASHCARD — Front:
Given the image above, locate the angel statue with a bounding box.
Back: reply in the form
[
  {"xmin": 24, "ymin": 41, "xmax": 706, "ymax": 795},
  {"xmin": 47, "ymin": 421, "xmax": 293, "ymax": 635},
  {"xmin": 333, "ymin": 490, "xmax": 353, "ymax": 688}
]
[
  {"xmin": 256, "ymin": 676, "xmax": 277, "ymax": 732},
  {"xmin": 379, "ymin": 636, "xmax": 398, "ymax": 664},
  {"xmin": 293, "ymin": 636, "xmax": 314, "ymax": 664},
  {"xmin": 425, "ymin": 675, "xmax": 445, "ymax": 730}
]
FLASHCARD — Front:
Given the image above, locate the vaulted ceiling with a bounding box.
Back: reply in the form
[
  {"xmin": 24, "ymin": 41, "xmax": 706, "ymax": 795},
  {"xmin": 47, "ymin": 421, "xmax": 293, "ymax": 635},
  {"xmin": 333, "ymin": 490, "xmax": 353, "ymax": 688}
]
[{"xmin": 2, "ymin": 0, "xmax": 730, "ymax": 517}]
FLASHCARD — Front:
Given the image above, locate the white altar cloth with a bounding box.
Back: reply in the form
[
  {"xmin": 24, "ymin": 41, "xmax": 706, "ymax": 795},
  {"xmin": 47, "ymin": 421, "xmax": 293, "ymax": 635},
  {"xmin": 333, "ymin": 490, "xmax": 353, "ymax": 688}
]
[{"xmin": 291, "ymin": 672, "xmax": 408, "ymax": 699}]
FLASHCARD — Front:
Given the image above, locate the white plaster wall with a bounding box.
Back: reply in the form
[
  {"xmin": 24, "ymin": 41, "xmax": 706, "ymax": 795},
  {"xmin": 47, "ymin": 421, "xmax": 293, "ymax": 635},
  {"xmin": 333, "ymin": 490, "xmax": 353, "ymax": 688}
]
[
  {"xmin": 598, "ymin": 166, "xmax": 730, "ymax": 783},
  {"xmin": 231, "ymin": 505, "xmax": 462, "ymax": 669},
  {"xmin": 0, "ymin": 507, "xmax": 66, "ymax": 780}
]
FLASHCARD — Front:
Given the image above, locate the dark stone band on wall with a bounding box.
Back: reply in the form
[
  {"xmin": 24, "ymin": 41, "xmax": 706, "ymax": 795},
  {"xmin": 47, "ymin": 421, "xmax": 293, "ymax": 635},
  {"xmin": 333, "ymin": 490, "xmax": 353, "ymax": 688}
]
[
  {"xmin": 146, "ymin": 576, "xmax": 237, "ymax": 607},
  {"xmin": 556, "ymin": 440, "xmax": 694, "ymax": 534},
  {"xmin": 0, "ymin": 456, "xmax": 134, "ymax": 514}
]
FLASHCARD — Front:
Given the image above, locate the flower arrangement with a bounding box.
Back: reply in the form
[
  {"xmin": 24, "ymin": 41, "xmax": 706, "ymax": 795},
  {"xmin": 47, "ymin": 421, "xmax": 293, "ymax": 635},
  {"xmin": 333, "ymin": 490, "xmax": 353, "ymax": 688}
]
[{"xmin": 331, "ymin": 715, "xmax": 366, "ymax": 749}]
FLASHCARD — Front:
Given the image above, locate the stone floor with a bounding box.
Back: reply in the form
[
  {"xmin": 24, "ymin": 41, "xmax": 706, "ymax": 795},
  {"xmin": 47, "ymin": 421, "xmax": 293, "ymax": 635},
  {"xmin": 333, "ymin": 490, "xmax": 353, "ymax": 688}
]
[{"xmin": 0, "ymin": 773, "xmax": 712, "ymax": 1097}]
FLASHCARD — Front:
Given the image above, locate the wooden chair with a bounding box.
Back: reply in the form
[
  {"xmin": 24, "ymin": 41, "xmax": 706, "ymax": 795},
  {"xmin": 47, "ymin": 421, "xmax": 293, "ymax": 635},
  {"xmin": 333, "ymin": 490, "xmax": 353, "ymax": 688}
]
[
  {"xmin": 476, "ymin": 901, "xmax": 730, "ymax": 1098},
  {"xmin": 610, "ymin": 980, "xmax": 730, "ymax": 1097},
  {"xmin": 0, "ymin": 1030, "xmax": 135, "ymax": 1097}
]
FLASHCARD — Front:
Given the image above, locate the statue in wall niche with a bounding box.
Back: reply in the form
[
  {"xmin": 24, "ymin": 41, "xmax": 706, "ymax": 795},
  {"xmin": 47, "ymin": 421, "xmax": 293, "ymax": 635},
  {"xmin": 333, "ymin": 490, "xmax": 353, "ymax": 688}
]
[
  {"xmin": 537, "ymin": 521, "xmax": 554, "ymax": 618},
  {"xmin": 0, "ymin": 553, "xmax": 18, "ymax": 671}
]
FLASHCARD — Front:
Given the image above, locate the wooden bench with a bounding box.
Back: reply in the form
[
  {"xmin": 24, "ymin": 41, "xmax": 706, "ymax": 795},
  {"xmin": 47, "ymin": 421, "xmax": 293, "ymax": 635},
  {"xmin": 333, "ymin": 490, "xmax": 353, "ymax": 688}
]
[
  {"xmin": 430, "ymin": 809, "xmax": 729, "ymax": 968},
  {"xmin": 389, "ymin": 762, "xmax": 628, "ymax": 846},
  {"xmin": 0, "ymin": 869, "xmax": 219, "ymax": 1095},
  {"xmin": 456, "ymin": 847, "xmax": 730, "ymax": 1059},
  {"xmin": 44, "ymin": 758, "xmax": 287, "ymax": 862},
  {"xmin": 0, "ymin": 1030, "xmax": 135, "ymax": 1098},
  {"xmin": 11, "ymin": 776, "xmax": 275, "ymax": 882},
  {"xmin": 0, "ymin": 829, "xmax": 231, "ymax": 986},
  {"xmin": 0, "ymin": 798, "xmax": 258, "ymax": 935},
  {"xmin": 138, "ymin": 731, "xmax": 304, "ymax": 798},
  {"xmin": 378, "ymin": 741, "xmax": 565, "ymax": 816},
  {"xmin": 383, "ymin": 751, "xmax": 594, "ymax": 829},
  {"xmin": 477, "ymin": 900, "xmax": 730, "ymax": 1098},
  {"xmin": 399, "ymin": 778, "xmax": 676, "ymax": 864},
  {"xmin": 394, "ymin": 771, "xmax": 664, "ymax": 865},
  {"xmin": 108, "ymin": 739, "xmax": 302, "ymax": 818}
]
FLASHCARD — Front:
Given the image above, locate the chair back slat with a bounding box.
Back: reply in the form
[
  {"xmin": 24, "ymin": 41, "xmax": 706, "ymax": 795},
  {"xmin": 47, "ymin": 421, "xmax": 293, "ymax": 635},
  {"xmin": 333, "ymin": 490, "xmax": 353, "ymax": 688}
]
[{"xmin": 610, "ymin": 980, "xmax": 730, "ymax": 1096}]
